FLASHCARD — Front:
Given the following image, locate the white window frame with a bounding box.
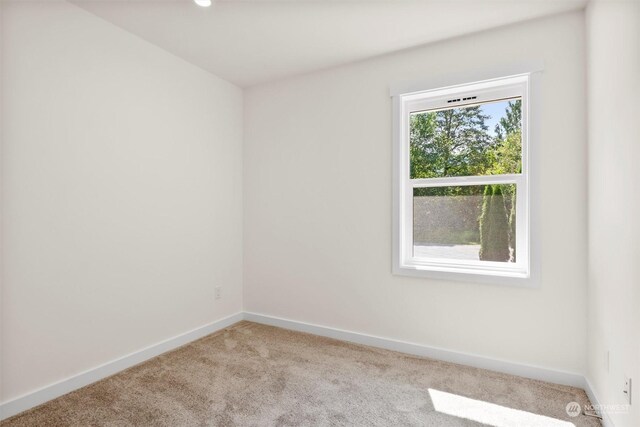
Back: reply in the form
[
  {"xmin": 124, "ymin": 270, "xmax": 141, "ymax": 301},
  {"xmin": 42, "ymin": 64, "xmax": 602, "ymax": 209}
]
[{"xmin": 392, "ymin": 74, "xmax": 531, "ymax": 283}]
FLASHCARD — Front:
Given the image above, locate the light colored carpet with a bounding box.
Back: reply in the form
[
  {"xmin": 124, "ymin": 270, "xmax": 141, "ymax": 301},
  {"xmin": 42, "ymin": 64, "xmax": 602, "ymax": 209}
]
[{"xmin": 3, "ymin": 321, "xmax": 600, "ymax": 426}]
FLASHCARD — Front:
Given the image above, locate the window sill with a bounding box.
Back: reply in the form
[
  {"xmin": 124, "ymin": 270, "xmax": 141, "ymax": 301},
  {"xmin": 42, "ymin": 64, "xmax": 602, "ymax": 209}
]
[{"xmin": 393, "ymin": 263, "xmax": 535, "ymax": 287}]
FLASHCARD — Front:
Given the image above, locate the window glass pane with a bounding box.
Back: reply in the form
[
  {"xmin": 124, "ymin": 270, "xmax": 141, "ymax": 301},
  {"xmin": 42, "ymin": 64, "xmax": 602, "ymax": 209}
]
[
  {"xmin": 413, "ymin": 185, "xmax": 516, "ymax": 263},
  {"xmin": 410, "ymin": 99, "xmax": 522, "ymax": 179}
]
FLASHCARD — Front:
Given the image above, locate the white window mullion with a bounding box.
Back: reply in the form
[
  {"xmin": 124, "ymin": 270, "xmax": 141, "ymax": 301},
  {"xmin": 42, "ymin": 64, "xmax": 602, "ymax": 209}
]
[{"xmin": 410, "ymin": 174, "xmax": 521, "ymax": 188}]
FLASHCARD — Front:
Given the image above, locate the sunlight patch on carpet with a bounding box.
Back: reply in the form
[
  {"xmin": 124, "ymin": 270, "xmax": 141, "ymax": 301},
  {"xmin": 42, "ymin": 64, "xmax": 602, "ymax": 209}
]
[{"xmin": 428, "ymin": 388, "xmax": 575, "ymax": 427}]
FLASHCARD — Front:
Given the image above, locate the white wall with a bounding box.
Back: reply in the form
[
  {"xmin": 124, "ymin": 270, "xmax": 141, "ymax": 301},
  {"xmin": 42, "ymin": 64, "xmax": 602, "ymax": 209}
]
[
  {"xmin": 586, "ymin": 1, "xmax": 640, "ymax": 426},
  {"xmin": 0, "ymin": 1, "xmax": 243, "ymax": 403},
  {"xmin": 8, "ymin": 2, "xmax": 639, "ymax": 423},
  {"xmin": 244, "ymin": 12, "xmax": 587, "ymax": 374}
]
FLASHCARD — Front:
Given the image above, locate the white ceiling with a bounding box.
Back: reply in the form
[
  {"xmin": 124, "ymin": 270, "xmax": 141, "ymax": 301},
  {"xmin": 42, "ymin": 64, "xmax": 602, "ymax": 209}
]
[{"xmin": 72, "ymin": 0, "xmax": 587, "ymax": 87}]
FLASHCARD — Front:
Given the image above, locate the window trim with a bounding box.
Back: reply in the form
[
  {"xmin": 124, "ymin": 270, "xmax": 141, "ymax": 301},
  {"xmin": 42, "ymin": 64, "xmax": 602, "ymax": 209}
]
[{"xmin": 392, "ymin": 73, "xmax": 534, "ymax": 284}]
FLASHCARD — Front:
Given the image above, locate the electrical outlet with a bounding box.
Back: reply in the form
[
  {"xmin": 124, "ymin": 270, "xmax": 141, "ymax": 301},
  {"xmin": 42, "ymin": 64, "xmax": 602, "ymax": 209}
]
[
  {"xmin": 214, "ymin": 286, "xmax": 222, "ymax": 300},
  {"xmin": 623, "ymin": 377, "xmax": 632, "ymax": 405}
]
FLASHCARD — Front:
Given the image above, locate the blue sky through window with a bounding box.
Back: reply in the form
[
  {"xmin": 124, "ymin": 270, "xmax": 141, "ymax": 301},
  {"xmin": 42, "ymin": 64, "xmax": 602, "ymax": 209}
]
[{"xmin": 479, "ymin": 99, "xmax": 515, "ymax": 137}]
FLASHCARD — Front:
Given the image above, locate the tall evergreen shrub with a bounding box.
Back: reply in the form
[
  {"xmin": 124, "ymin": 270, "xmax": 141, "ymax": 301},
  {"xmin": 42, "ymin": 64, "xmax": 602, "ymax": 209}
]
[{"xmin": 479, "ymin": 185, "xmax": 510, "ymax": 261}]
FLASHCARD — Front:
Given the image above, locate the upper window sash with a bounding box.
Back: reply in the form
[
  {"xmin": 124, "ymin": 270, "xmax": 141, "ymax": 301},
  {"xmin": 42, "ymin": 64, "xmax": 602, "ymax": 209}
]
[{"xmin": 400, "ymin": 76, "xmax": 528, "ymax": 182}]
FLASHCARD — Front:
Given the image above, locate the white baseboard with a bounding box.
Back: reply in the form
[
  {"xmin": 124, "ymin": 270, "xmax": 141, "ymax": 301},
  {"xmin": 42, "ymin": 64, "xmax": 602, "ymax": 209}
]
[
  {"xmin": 0, "ymin": 312, "xmax": 244, "ymax": 421},
  {"xmin": 2, "ymin": 311, "xmax": 604, "ymax": 424},
  {"xmin": 244, "ymin": 312, "xmax": 585, "ymax": 389},
  {"xmin": 583, "ymin": 377, "xmax": 615, "ymax": 427}
]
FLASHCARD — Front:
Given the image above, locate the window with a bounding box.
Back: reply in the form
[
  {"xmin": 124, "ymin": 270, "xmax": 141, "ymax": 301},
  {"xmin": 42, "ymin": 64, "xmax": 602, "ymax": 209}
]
[{"xmin": 393, "ymin": 75, "xmax": 530, "ymax": 280}]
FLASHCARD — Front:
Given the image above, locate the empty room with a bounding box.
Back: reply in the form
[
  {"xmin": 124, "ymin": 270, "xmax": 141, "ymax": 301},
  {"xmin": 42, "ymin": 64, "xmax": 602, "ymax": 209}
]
[{"xmin": 0, "ymin": 0, "xmax": 638, "ymax": 426}]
